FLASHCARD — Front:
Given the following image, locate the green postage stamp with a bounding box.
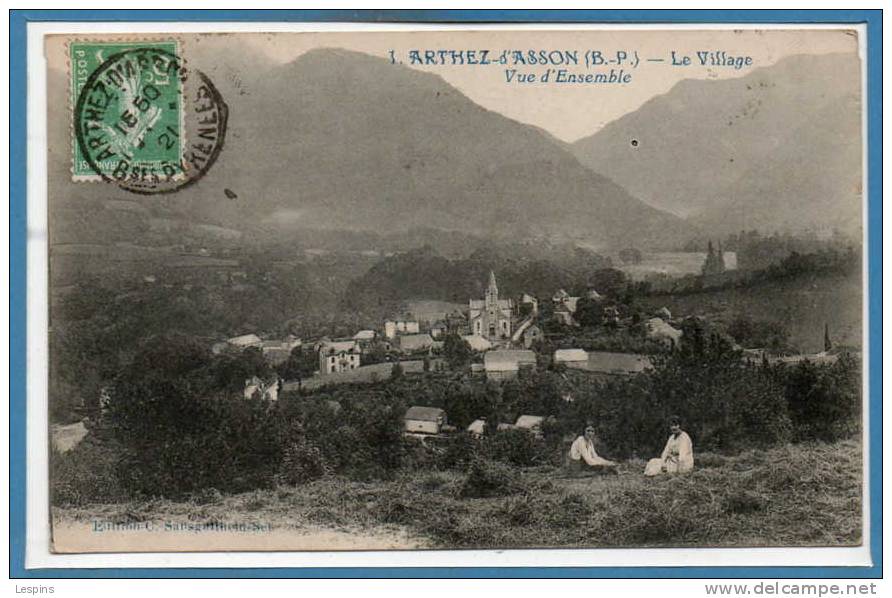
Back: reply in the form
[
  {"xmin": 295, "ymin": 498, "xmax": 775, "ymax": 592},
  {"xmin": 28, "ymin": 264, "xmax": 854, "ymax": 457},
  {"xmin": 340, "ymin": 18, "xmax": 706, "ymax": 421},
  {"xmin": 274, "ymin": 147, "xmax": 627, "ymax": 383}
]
[{"xmin": 70, "ymin": 40, "xmax": 184, "ymax": 186}]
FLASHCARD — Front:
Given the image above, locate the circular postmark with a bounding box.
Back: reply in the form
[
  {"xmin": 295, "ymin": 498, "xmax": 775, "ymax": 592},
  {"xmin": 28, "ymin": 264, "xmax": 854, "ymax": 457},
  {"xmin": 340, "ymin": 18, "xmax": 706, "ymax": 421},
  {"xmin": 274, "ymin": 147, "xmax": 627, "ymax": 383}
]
[{"xmin": 73, "ymin": 46, "xmax": 227, "ymax": 194}]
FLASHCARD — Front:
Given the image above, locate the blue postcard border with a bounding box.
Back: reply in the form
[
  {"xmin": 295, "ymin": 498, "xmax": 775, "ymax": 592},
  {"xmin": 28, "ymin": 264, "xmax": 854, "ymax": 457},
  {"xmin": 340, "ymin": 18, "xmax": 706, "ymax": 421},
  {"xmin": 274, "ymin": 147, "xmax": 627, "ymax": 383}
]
[{"xmin": 8, "ymin": 9, "xmax": 883, "ymax": 579}]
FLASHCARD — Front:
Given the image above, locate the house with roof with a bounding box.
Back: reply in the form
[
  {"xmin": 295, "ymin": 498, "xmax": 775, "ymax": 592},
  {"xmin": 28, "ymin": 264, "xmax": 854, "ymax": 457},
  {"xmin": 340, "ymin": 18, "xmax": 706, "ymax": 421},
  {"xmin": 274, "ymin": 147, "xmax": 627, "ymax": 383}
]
[
  {"xmin": 227, "ymin": 333, "xmax": 262, "ymax": 349},
  {"xmin": 429, "ymin": 321, "xmax": 448, "ymax": 339},
  {"xmin": 645, "ymin": 317, "xmax": 682, "ymax": 349},
  {"xmin": 463, "ymin": 334, "xmax": 493, "ymax": 353},
  {"xmin": 511, "ymin": 315, "xmax": 542, "ymax": 349},
  {"xmin": 514, "ymin": 415, "xmax": 546, "ymax": 437},
  {"xmin": 384, "ymin": 320, "xmax": 420, "ymax": 339},
  {"xmin": 572, "ymin": 351, "xmax": 653, "ymax": 380},
  {"xmin": 398, "ymin": 333, "xmax": 435, "ymax": 354},
  {"xmin": 244, "ymin": 375, "xmax": 280, "ymax": 401},
  {"xmin": 317, "ymin": 340, "xmax": 361, "ymax": 375},
  {"xmin": 467, "ymin": 418, "xmax": 487, "ymax": 437},
  {"xmin": 404, "ymin": 406, "xmax": 447, "ymax": 435},
  {"xmin": 353, "ymin": 329, "xmax": 376, "ymax": 342},
  {"xmin": 484, "ymin": 349, "xmax": 537, "ymax": 381},
  {"xmin": 552, "ymin": 289, "xmax": 580, "ymax": 313},
  {"xmin": 554, "ymin": 348, "xmax": 588, "ymax": 365},
  {"xmin": 261, "ymin": 340, "xmax": 292, "ymax": 366},
  {"xmin": 520, "ymin": 293, "xmax": 539, "ymax": 315}
]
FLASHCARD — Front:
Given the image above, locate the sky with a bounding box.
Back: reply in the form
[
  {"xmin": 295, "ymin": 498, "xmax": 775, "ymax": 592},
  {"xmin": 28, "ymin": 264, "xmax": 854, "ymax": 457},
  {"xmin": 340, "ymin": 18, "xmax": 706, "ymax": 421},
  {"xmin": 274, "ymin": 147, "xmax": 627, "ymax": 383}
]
[
  {"xmin": 237, "ymin": 28, "xmax": 858, "ymax": 142},
  {"xmin": 47, "ymin": 28, "xmax": 858, "ymax": 143}
]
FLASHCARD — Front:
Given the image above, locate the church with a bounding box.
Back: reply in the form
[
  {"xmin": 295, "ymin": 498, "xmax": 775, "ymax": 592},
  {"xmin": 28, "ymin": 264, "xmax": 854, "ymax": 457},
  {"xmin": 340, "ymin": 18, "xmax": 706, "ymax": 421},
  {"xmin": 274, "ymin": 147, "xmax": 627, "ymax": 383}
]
[{"xmin": 469, "ymin": 271, "xmax": 514, "ymax": 341}]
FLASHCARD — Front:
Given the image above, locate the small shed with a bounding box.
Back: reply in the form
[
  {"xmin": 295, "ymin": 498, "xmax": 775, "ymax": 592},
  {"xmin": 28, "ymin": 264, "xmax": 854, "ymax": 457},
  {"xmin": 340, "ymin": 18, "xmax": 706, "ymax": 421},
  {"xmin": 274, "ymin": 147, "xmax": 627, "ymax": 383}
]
[
  {"xmin": 515, "ymin": 415, "xmax": 546, "ymax": 436},
  {"xmin": 467, "ymin": 418, "xmax": 487, "ymax": 437},
  {"xmin": 228, "ymin": 333, "xmax": 262, "ymax": 348},
  {"xmin": 554, "ymin": 348, "xmax": 588, "ymax": 364},
  {"xmin": 484, "ymin": 350, "xmax": 537, "ymax": 381},
  {"xmin": 404, "ymin": 406, "xmax": 447, "ymax": 435},
  {"xmin": 353, "ymin": 330, "xmax": 376, "ymax": 342},
  {"xmin": 463, "ymin": 334, "xmax": 493, "ymax": 352}
]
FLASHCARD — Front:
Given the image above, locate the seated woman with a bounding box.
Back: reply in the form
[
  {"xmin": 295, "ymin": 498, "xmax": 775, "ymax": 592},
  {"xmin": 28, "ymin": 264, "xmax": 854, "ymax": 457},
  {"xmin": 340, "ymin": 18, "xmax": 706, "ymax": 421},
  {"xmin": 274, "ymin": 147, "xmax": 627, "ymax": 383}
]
[
  {"xmin": 645, "ymin": 416, "xmax": 694, "ymax": 476},
  {"xmin": 567, "ymin": 424, "xmax": 618, "ymax": 475}
]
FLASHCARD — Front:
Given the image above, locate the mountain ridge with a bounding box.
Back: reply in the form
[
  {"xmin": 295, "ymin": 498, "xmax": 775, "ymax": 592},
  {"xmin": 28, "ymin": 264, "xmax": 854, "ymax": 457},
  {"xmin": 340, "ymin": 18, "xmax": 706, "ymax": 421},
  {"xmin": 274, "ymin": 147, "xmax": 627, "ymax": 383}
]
[{"xmin": 570, "ymin": 52, "xmax": 862, "ymax": 236}]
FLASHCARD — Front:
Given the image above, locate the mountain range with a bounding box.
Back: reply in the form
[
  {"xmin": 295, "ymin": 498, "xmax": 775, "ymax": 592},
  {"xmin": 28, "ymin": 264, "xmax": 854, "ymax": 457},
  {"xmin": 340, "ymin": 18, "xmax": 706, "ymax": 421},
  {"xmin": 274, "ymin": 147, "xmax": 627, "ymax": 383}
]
[
  {"xmin": 47, "ymin": 47, "xmax": 862, "ymax": 255},
  {"xmin": 48, "ymin": 47, "xmax": 694, "ymax": 252},
  {"xmin": 570, "ymin": 52, "xmax": 862, "ymax": 236}
]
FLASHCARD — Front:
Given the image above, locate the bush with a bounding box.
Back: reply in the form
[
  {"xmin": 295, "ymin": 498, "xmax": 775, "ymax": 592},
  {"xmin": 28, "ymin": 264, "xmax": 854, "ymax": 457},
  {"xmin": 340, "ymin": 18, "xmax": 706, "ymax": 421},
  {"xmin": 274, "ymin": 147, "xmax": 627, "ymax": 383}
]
[
  {"xmin": 277, "ymin": 437, "xmax": 331, "ymax": 485},
  {"xmin": 459, "ymin": 459, "xmax": 524, "ymax": 499},
  {"xmin": 726, "ymin": 315, "xmax": 792, "ymax": 352},
  {"xmin": 483, "ymin": 428, "xmax": 555, "ymax": 467},
  {"xmin": 50, "ymin": 434, "xmax": 127, "ymax": 506},
  {"xmin": 779, "ymin": 353, "xmax": 861, "ymax": 442},
  {"xmin": 438, "ymin": 433, "xmax": 480, "ymax": 469},
  {"xmin": 563, "ymin": 324, "xmax": 793, "ymax": 458}
]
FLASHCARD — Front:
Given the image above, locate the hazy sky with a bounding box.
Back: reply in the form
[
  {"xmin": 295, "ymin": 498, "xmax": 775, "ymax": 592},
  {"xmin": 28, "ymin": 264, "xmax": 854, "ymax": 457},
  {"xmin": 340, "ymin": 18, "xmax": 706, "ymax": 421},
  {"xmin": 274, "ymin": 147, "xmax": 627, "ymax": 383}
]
[
  {"xmin": 48, "ymin": 29, "xmax": 858, "ymax": 142},
  {"xmin": 240, "ymin": 29, "xmax": 858, "ymax": 141}
]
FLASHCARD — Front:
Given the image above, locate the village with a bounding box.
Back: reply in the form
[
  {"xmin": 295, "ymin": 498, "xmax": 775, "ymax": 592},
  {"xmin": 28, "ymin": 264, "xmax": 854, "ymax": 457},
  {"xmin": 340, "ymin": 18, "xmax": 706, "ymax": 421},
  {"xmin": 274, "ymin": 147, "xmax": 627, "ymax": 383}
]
[{"xmin": 208, "ymin": 262, "xmax": 805, "ymax": 441}]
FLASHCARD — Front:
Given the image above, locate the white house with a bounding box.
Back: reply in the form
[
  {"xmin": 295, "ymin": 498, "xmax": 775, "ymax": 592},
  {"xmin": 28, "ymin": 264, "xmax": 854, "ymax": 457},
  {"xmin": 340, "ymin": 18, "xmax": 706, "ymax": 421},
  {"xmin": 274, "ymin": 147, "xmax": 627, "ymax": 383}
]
[
  {"xmin": 384, "ymin": 320, "xmax": 421, "ymax": 339},
  {"xmin": 463, "ymin": 334, "xmax": 493, "ymax": 352},
  {"xmin": 318, "ymin": 340, "xmax": 361, "ymax": 375},
  {"xmin": 554, "ymin": 348, "xmax": 588, "ymax": 364},
  {"xmin": 244, "ymin": 375, "xmax": 279, "ymax": 401},
  {"xmin": 514, "ymin": 415, "xmax": 546, "ymax": 436},
  {"xmin": 404, "ymin": 406, "xmax": 447, "ymax": 435},
  {"xmin": 645, "ymin": 317, "xmax": 682, "ymax": 349},
  {"xmin": 484, "ymin": 350, "xmax": 537, "ymax": 381},
  {"xmin": 227, "ymin": 333, "xmax": 262, "ymax": 349},
  {"xmin": 552, "ymin": 289, "xmax": 580, "ymax": 313},
  {"xmin": 398, "ymin": 333, "xmax": 435, "ymax": 354},
  {"xmin": 467, "ymin": 418, "xmax": 487, "ymax": 437}
]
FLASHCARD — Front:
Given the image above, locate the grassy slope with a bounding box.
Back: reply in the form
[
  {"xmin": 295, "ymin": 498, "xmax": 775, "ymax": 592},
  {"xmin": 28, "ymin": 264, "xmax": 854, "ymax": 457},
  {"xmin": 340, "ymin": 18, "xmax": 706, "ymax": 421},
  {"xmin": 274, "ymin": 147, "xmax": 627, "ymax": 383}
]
[
  {"xmin": 56, "ymin": 440, "xmax": 861, "ymax": 549},
  {"xmin": 643, "ymin": 270, "xmax": 862, "ymax": 353}
]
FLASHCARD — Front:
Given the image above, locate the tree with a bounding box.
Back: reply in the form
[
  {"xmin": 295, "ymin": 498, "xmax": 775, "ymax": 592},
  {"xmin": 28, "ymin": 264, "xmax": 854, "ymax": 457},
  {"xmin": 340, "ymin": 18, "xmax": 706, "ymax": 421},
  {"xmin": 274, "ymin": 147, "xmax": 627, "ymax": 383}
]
[
  {"xmin": 588, "ymin": 268, "xmax": 627, "ymax": 299},
  {"xmin": 211, "ymin": 346, "xmax": 274, "ymax": 392},
  {"xmin": 442, "ymin": 332, "xmax": 473, "ymax": 370},
  {"xmin": 278, "ymin": 346, "xmax": 318, "ymax": 384},
  {"xmin": 779, "ymin": 353, "xmax": 860, "ymax": 442},
  {"xmin": 574, "ymin": 296, "xmax": 604, "ymax": 328},
  {"xmin": 391, "ymin": 361, "xmax": 404, "ymax": 380}
]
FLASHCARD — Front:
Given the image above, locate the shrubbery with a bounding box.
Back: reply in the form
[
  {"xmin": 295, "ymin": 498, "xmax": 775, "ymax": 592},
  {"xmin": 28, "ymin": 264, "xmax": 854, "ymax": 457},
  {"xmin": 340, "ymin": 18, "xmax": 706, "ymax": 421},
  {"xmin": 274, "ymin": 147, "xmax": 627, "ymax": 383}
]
[
  {"xmin": 50, "ymin": 434, "xmax": 128, "ymax": 506},
  {"xmin": 64, "ymin": 321, "xmax": 860, "ymax": 505},
  {"xmin": 460, "ymin": 458, "xmax": 524, "ymax": 498},
  {"xmin": 483, "ymin": 428, "xmax": 555, "ymax": 467},
  {"xmin": 777, "ymin": 353, "xmax": 861, "ymax": 442}
]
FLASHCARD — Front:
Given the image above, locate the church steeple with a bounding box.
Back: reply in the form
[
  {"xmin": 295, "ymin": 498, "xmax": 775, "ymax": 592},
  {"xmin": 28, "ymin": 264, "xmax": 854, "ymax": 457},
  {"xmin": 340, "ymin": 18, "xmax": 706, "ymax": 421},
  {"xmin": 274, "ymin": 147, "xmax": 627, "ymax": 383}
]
[{"xmin": 486, "ymin": 271, "xmax": 499, "ymax": 304}]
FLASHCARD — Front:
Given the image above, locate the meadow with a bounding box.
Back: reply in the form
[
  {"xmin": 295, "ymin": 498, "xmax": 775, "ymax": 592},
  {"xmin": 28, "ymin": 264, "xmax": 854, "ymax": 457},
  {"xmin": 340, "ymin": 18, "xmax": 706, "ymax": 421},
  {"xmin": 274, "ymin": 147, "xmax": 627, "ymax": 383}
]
[{"xmin": 54, "ymin": 440, "xmax": 860, "ymax": 550}]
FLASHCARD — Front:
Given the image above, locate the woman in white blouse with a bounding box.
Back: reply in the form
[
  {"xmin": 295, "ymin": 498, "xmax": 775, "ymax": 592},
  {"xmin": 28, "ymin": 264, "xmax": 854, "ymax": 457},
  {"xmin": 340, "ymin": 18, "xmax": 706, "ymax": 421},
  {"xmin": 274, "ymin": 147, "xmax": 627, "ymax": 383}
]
[
  {"xmin": 645, "ymin": 416, "xmax": 694, "ymax": 476},
  {"xmin": 567, "ymin": 424, "xmax": 618, "ymax": 474}
]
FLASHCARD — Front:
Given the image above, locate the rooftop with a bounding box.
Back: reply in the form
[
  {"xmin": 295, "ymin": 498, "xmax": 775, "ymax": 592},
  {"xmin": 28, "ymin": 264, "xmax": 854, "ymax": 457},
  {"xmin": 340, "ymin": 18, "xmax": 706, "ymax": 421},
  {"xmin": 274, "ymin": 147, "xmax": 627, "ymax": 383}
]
[
  {"xmin": 405, "ymin": 406, "xmax": 446, "ymax": 422},
  {"xmin": 555, "ymin": 348, "xmax": 588, "ymax": 362},
  {"xmin": 484, "ymin": 350, "xmax": 537, "ymax": 371}
]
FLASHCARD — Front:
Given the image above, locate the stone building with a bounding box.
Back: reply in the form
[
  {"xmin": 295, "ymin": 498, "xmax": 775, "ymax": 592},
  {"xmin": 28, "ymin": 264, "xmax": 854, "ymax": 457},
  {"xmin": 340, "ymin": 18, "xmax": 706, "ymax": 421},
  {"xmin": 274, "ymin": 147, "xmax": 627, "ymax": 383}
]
[{"xmin": 469, "ymin": 271, "xmax": 514, "ymax": 342}]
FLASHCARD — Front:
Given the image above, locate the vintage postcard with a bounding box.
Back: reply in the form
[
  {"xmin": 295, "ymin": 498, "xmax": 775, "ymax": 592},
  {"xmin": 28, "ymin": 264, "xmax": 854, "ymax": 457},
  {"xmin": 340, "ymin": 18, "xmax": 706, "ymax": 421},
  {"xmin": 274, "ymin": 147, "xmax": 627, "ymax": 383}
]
[{"xmin": 42, "ymin": 27, "xmax": 866, "ymax": 557}]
